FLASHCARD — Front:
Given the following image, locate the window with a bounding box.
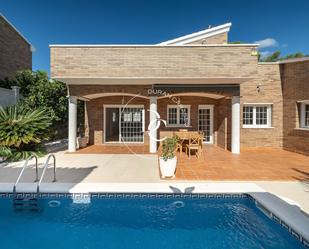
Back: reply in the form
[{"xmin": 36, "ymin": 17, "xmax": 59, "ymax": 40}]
[
  {"xmin": 243, "ymin": 104, "xmax": 272, "ymax": 128},
  {"xmin": 243, "ymin": 106, "xmax": 253, "ymax": 125},
  {"xmin": 305, "ymin": 104, "xmax": 309, "ymax": 127},
  {"xmin": 167, "ymin": 105, "xmax": 190, "ymax": 126},
  {"xmin": 300, "ymin": 102, "xmax": 309, "ymax": 128}
]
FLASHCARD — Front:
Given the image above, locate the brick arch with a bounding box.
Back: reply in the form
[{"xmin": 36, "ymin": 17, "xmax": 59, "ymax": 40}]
[
  {"xmin": 157, "ymin": 92, "xmax": 226, "ymax": 100},
  {"xmin": 68, "ymin": 85, "xmax": 151, "ymax": 98},
  {"xmin": 83, "ymin": 92, "xmax": 149, "ymax": 100}
]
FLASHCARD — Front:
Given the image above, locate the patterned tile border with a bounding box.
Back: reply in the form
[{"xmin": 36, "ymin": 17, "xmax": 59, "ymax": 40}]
[
  {"xmin": 247, "ymin": 195, "xmax": 309, "ymax": 248},
  {"xmin": 0, "ymin": 192, "xmax": 248, "ymax": 199},
  {"xmin": 0, "ymin": 192, "xmax": 307, "ymax": 248}
]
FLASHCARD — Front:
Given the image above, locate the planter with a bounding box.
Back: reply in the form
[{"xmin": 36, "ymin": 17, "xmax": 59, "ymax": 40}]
[
  {"xmin": 77, "ymin": 136, "xmax": 89, "ymax": 149},
  {"xmin": 159, "ymin": 156, "xmax": 177, "ymax": 178}
]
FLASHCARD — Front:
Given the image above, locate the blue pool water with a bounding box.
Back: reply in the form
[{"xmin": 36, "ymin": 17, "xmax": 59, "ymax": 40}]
[{"xmin": 0, "ymin": 194, "xmax": 305, "ymax": 249}]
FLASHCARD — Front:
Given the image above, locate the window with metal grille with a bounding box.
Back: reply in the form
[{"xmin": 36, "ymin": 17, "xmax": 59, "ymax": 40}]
[
  {"xmin": 120, "ymin": 107, "xmax": 144, "ymax": 143},
  {"xmin": 243, "ymin": 106, "xmax": 253, "ymax": 125},
  {"xmin": 243, "ymin": 105, "xmax": 272, "ymax": 128},
  {"xmin": 300, "ymin": 102, "xmax": 309, "ymax": 128},
  {"xmin": 198, "ymin": 109, "xmax": 211, "ymax": 142},
  {"xmin": 167, "ymin": 107, "xmax": 177, "ymax": 125},
  {"xmin": 306, "ymin": 105, "xmax": 309, "ymax": 127},
  {"xmin": 167, "ymin": 105, "xmax": 190, "ymax": 126},
  {"xmin": 256, "ymin": 106, "xmax": 268, "ymax": 125}
]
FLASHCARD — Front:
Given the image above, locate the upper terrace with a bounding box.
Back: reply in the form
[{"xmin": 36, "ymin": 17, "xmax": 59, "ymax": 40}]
[
  {"xmin": 50, "ymin": 22, "xmax": 259, "ymax": 86},
  {"xmin": 50, "ymin": 44, "xmax": 259, "ymax": 85}
]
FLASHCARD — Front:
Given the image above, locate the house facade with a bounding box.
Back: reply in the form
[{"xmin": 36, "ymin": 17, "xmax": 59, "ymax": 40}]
[
  {"xmin": 50, "ymin": 23, "xmax": 309, "ymax": 155},
  {"xmin": 0, "ymin": 13, "xmax": 32, "ymax": 80},
  {"xmin": 280, "ymin": 58, "xmax": 309, "ymax": 155}
]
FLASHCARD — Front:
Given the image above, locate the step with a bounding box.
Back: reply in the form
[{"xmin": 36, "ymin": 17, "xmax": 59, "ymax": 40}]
[{"xmin": 14, "ymin": 198, "xmax": 38, "ymax": 202}]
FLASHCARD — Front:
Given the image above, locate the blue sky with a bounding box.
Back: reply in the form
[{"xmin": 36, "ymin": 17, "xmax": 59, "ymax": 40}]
[{"xmin": 1, "ymin": 0, "xmax": 309, "ymax": 73}]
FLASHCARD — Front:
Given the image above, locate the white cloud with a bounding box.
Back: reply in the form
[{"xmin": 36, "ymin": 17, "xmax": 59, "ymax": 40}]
[
  {"xmin": 259, "ymin": 50, "xmax": 272, "ymax": 58},
  {"xmin": 30, "ymin": 45, "xmax": 36, "ymax": 52},
  {"xmin": 254, "ymin": 38, "xmax": 278, "ymax": 49}
]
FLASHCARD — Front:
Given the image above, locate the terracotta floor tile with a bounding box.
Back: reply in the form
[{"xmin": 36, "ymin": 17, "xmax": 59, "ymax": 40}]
[{"xmin": 76, "ymin": 145, "xmax": 309, "ymax": 181}]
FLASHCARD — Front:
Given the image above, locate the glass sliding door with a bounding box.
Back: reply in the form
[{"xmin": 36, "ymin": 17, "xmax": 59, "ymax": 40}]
[
  {"xmin": 104, "ymin": 106, "xmax": 144, "ymax": 143},
  {"xmin": 120, "ymin": 107, "xmax": 144, "ymax": 143}
]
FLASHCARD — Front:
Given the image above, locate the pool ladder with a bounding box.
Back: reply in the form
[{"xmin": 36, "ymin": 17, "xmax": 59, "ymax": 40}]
[{"xmin": 13, "ymin": 154, "xmax": 56, "ymax": 211}]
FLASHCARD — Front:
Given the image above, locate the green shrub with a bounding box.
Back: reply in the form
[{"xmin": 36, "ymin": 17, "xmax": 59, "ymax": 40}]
[
  {"xmin": 161, "ymin": 136, "xmax": 179, "ymax": 161},
  {"xmin": 0, "ymin": 104, "xmax": 52, "ymax": 161},
  {"xmin": 0, "ymin": 70, "xmax": 68, "ymax": 140}
]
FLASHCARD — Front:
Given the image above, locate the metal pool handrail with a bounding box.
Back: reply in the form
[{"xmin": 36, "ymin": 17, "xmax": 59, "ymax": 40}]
[
  {"xmin": 36, "ymin": 154, "xmax": 56, "ymax": 194},
  {"xmin": 13, "ymin": 155, "xmax": 39, "ymax": 195}
]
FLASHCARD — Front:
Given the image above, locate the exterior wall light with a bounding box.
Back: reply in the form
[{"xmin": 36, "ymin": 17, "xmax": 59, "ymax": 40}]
[
  {"xmin": 256, "ymin": 83, "xmax": 262, "ymax": 93},
  {"xmin": 251, "ymin": 48, "xmax": 258, "ymax": 56}
]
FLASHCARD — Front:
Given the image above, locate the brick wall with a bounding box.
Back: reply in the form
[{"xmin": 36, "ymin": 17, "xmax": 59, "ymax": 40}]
[
  {"xmin": 51, "ymin": 45, "xmax": 257, "ymax": 79},
  {"xmin": 62, "ymin": 49, "xmax": 289, "ymax": 151},
  {"xmin": 0, "ymin": 16, "xmax": 32, "ymax": 79},
  {"xmin": 69, "ymin": 85, "xmax": 150, "ymax": 97},
  {"xmin": 85, "ymin": 96, "xmax": 149, "ymax": 145},
  {"xmin": 84, "ymin": 92, "xmax": 231, "ymax": 149},
  {"xmin": 280, "ymin": 60, "xmax": 309, "ymax": 155},
  {"xmin": 240, "ymin": 63, "xmax": 283, "ymax": 148},
  {"xmin": 157, "ymin": 96, "xmax": 222, "ymax": 145}
]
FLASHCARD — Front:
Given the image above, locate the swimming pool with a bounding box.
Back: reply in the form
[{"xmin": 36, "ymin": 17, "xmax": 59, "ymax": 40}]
[{"xmin": 0, "ymin": 193, "xmax": 306, "ymax": 249}]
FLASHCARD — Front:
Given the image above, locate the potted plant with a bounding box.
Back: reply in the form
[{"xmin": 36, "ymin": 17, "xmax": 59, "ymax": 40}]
[{"xmin": 159, "ymin": 135, "xmax": 179, "ymax": 178}]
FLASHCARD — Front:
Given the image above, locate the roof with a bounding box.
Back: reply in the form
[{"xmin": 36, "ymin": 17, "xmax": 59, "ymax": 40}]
[
  {"xmin": 49, "ymin": 22, "xmax": 260, "ymax": 48},
  {"xmin": 158, "ymin": 23, "xmax": 232, "ymax": 45},
  {"xmin": 0, "ymin": 12, "xmax": 33, "ymax": 49},
  {"xmin": 279, "ymin": 57, "xmax": 309, "ymax": 64}
]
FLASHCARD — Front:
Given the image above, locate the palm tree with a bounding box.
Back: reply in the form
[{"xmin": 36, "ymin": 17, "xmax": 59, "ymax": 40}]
[{"xmin": 0, "ymin": 104, "xmax": 52, "ymax": 161}]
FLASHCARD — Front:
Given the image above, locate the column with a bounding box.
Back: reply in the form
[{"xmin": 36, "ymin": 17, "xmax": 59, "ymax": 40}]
[
  {"xmin": 231, "ymin": 96, "xmax": 240, "ymax": 154},
  {"xmin": 11, "ymin": 86, "xmax": 20, "ymax": 104},
  {"xmin": 149, "ymin": 96, "xmax": 158, "ymax": 153},
  {"xmin": 68, "ymin": 96, "xmax": 77, "ymax": 152}
]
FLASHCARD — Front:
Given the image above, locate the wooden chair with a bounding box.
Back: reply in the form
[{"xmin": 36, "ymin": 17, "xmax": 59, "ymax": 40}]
[
  {"xmin": 185, "ymin": 133, "xmax": 202, "ymax": 159},
  {"xmin": 175, "ymin": 140, "xmax": 183, "ymax": 156},
  {"xmin": 174, "ymin": 132, "xmax": 186, "ymax": 156},
  {"xmin": 198, "ymin": 131, "xmax": 204, "ymax": 148}
]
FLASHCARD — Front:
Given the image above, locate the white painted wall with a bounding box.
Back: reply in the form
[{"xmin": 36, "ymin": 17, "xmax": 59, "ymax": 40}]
[{"xmin": 0, "ymin": 86, "xmax": 20, "ymax": 107}]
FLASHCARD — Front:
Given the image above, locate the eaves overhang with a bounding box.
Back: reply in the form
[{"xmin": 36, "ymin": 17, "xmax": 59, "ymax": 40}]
[{"xmin": 53, "ymin": 77, "xmax": 253, "ymax": 85}]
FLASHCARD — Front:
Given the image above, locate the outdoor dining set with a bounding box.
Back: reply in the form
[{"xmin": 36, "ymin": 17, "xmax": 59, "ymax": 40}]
[{"xmin": 173, "ymin": 130, "xmax": 204, "ymax": 159}]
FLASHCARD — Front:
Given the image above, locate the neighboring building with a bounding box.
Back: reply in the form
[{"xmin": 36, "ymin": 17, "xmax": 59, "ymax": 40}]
[
  {"xmin": 0, "ymin": 13, "xmax": 32, "ymax": 80},
  {"xmin": 49, "ymin": 23, "xmax": 309, "ymax": 155}
]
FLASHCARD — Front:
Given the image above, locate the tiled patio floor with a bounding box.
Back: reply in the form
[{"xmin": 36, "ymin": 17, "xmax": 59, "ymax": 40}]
[
  {"xmin": 174, "ymin": 146, "xmax": 309, "ymax": 181},
  {"xmin": 77, "ymin": 145, "xmax": 150, "ymax": 154},
  {"xmin": 76, "ymin": 145, "xmax": 309, "ymax": 181}
]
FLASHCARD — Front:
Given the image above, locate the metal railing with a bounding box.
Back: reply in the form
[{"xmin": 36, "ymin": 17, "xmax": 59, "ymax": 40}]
[
  {"xmin": 13, "ymin": 155, "xmax": 38, "ymax": 196},
  {"xmin": 36, "ymin": 154, "xmax": 56, "ymax": 194}
]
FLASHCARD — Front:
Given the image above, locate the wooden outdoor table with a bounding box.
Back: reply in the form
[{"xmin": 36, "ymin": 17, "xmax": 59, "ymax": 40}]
[{"xmin": 174, "ymin": 131, "xmax": 203, "ymax": 149}]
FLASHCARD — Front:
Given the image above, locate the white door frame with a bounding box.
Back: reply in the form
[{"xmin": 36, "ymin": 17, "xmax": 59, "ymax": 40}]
[
  {"xmin": 103, "ymin": 104, "xmax": 145, "ymax": 144},
  {"xmin": 198, "ymin": 105, "xmax": 214, "ymax": 144}
]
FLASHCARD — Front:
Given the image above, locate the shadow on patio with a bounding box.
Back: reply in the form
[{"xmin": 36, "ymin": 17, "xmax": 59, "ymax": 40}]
[
  {"xmin": 292, "ymin": 168, "xmax": 309, "ymax": 192},
  {"xmin": 0, "ymin": 162, "xmax": 97, "ymax": 183}
]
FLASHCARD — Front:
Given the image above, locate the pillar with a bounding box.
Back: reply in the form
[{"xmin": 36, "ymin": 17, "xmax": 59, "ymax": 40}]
[
  {"xmin": 149, "ymin": 96, "xmax": 158, "ymax": 153},
  {"xmin": 68, "ymin": 96, "xmax": 77, "ymax": 152},
  {"xmin": 231, "ymin": 96, "xmax": 240, "ymax": 154}
]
